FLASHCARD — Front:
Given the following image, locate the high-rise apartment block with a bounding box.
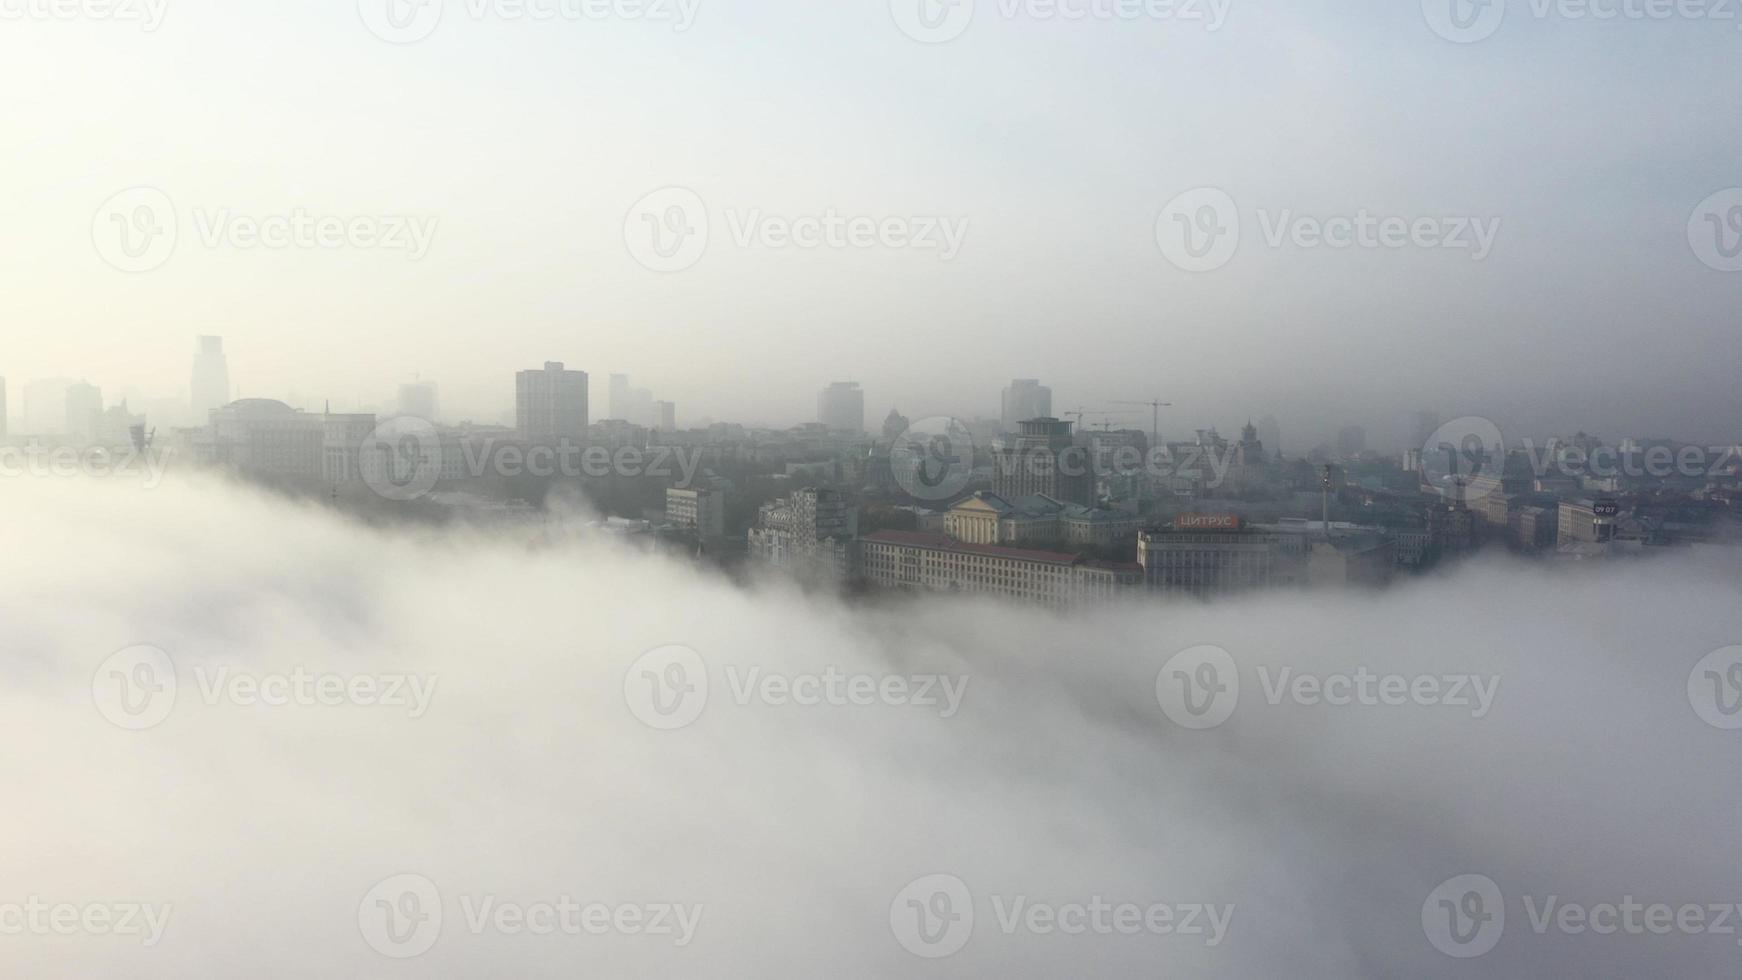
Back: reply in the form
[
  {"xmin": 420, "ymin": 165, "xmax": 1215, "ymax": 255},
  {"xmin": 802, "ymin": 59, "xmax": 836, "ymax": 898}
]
[
  {"xmin": 1000, "ymin": 379, "xmax": 1052, "ymax": 434},
  {"xmin": 191, "ymin": 336, "xmax": 231, "ymax": 422},
  {"xmin": 818, "ymin": 382, "xmax": 864, "ymax": 435},
  {"xmin": 516, "ymin": 362, "xmax": 589, "ymax": 444}
]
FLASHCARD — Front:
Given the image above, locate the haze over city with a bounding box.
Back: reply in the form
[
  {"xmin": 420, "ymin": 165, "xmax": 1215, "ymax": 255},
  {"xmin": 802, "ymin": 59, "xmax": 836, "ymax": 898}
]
[{"xmin": 4, "ymin": 1, "xmax": 1742, "ymax": 977}]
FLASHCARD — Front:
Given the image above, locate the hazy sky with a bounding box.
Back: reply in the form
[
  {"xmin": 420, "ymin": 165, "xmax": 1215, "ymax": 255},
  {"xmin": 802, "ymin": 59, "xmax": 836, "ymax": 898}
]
[
  {"xmin": 7, "ymin": 472, "xmax": 1742, "ymax": 974},
  {"xmin": 2, "ymin": 0, "xmax": 1739, "ymax": 444}
]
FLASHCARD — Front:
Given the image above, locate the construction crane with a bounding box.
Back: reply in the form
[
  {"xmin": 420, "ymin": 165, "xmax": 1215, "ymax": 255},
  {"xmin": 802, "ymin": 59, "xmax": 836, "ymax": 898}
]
[{"xmin": 1111, "ymin": 399, "xmax": 1173, "ymax": 448}]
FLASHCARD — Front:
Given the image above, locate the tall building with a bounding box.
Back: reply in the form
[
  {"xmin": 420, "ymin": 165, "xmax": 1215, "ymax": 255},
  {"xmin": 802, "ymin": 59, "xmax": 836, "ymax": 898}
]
[
  {"xmin": 191, "ymin": 336, "xmax": 231, "ymax": 423},
  {"xmin": 608, "ymin": 374, "xmax": 631, "ymax": 421},
  {"xmin": 1258, "ymin": 415, "xmax": 1282, "ymax": 458},
  {"xmin": 65, "ymin": 382, "xmax": 104, "ymax": 444},
  {"xmin": 655, "ymin": 401, "xmax": 677, "ymax": 431},
  {"xmin": 818, "ymin": 382, "xmax": 864, "ymax": 435},
  {"xmin": 1000, "ymin": 379, "xmax": 1052, "ymax": 434},
  {"xmin": 882, "ymin": 408, "xmax": 910, "ymax": 443},
  {"xmin": 749, "ymin": 488, "xmax": 858, "ymax": 579},
  {"xmin": 516, "ymin": 362, "xmax": 589, "ymax": 444},
  {"xmin": 398, "ymin": 381, "xmax": 440, "ymax": 422},
  {"xmin": 992, "ymin": 417, "xmax": 1094, "ymax": 507}
]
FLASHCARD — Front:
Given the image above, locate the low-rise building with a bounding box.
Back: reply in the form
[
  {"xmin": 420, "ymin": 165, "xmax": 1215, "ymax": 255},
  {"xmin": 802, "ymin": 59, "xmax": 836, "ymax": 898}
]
[
  {"xmin": 666, "ymin": 486, "xmax": 726, "ymax": 539},
  {"xmin": 860, "ymin": 531, "xmax": 1141, "ymax": 607}
]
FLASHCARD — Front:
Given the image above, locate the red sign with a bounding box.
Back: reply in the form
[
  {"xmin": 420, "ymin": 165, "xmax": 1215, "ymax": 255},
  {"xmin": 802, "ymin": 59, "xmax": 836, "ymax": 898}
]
[{"xmin": 1175, "ymin": 514, "xmax": 1241, "ymax": 531}]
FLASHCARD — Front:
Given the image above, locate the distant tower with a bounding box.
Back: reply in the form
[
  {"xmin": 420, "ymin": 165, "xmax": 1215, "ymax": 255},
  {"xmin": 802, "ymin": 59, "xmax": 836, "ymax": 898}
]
[
  {"xmin": 882, "ymin": 407, "xmax": 910, "ymax": 442},
  {"xmin": 1001, "ymin": 379, "xmax": 1053, "ymax": 434},
  {"xmin": 191, "ymin": 336, "xmax": 231, "ymax": 422},
  {"xmin": 516, "ymin": 362, "xmax": 589, "ymax": 443},
  {"xmin": 398, "ymin": 380, "xmax": 440, "ymax": 422},
  {"xmin": 608, "ymin": 374, "xmax": 631, "ymax": 421},
  {"xmin": 818, "ymin": 382, "xmax": 865, "ymax": 434}
]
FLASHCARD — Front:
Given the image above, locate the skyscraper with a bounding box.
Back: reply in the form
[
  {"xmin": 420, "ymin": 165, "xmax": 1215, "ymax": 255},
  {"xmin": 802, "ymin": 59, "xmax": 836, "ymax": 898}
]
[
  {"xmin": 1001, "ymin": 379, "xmax": 1053, "ymax": 434},
  {"xmin": 992, "ymin": 417, "xmax": 1094, "ymax": 506},
  {"xmin": 398, "ymin": 381, "xmax": 440, "ymax": 422},
  {"xmin": 191, "ymin": 336, "xmax": 231, "ymax": 422},
  {"xmin": 818, "ymin": 382, "xmax": 864, "ymax": 434},
  {"xmin": 65, "ymin": 382, "xmax": 104, "ymax": 444},
  {"xmin": 516, "ymin": 362, "xmax": 589, "ymax": 443},
  {"xmin": 655, "ymin": 401, "xmax": 677, "ymax": 431},
  {"xmin": 608, "ymin": 374, "xmax": 631, "ymax": 421}
]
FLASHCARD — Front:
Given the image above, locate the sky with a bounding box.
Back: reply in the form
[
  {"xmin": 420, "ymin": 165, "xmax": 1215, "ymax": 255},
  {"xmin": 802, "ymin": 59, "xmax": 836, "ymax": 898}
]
[
  {"xmin": 2, "ymin": 0, "xmax": 1740, "ymax": 445},
  {"xmin": 5, "ymin": 470, "xmax": 1742, "ymax": 975}
]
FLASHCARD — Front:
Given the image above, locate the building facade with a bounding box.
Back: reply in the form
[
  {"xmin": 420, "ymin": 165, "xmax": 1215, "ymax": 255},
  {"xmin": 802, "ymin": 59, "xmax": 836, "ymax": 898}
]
[
  {"xmin": 516, "ymin": 362, "xmax": 589, "ymax": 444},
  {"xmin": 1000, "ymin": 379, "xmax": 1052, "ymax": 434},
  {"xmin": 1137, "ymin": 515, "xmax": 1308, "ymax": 598},
  {"xmin": 992, "ymin": 418, "xmax": 1094, "ymax": 507},
  {"xmin": 666, "ymin": 486, "xmax": 725, "ymax": 539},
  {"xmin": 817, "ymin": 382, "xmax": 865, "ymax": 435},
  {"xmin": 860, "ymin": 530, "xmax": 1140, "ymax": 608}
]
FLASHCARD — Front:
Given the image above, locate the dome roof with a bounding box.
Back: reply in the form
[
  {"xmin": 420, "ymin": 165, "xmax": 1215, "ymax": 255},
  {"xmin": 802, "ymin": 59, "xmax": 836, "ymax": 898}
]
[{"xmin": 221, "ymin": 398, "xmax": 298, "ymax": 417}]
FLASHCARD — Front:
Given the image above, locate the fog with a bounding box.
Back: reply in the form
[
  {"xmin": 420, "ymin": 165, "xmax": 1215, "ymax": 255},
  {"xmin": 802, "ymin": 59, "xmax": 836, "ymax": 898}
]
[{"xmin": 2, "ymin": 473, "xmax": 1738, "ymax": 976}]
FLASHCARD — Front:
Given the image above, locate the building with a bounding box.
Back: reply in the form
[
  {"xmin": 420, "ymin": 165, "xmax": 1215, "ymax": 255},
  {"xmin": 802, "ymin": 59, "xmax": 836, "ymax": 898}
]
[
  {"xmin": 398, "ymin": 381, "xmax": 439, "ymax": 422},
  {"xmin": 1559, "ymin": 498, "xmax": 1620, "ymax": 549},
  {"xmin": 1137, "ymin": 515, "xmax": 1308, "ymax": 598},
  {"xmin": 666, "ymin": 486, "xmax": 725, "ymax": 540},
  {"xmin": 882, "ymin": 408, "xmax": 911, "ymax": 443},
  {"xmin": 655, "ymin": 401, "xmax": 677, "ymax": 432},
  {"xmin": 65, "ymin": 382, "xmax": 103, "ymax": 444},
  {"xmin": 860, "ymin": 530, "xmax": 1141, "ymax": 608},
  {"xmin": 191, "ymin": 336, "xmax": 230, "ymax": 422},
  {"xmin": 945, "ymin": 490, "xmax": 1143, "ymax": 552},
  {"xmin": 992, "ymin": 418, "xmax": 1094, "ymax": 507},
  {"xmin": 1305, "ymin": 535, "xmax": 1396, "ymax": 588},
  {"xmin": 749, "ymin": 488, "xmax": 858, "ymax": 580},
  {"xmin": 1000, "ymin": 379, "xmax": 1052, "ymax": 434},
  {"xmin": 608, "ymin": 374, "xmax": 631, "ymax": 422},
  {"xmin": 197, "ymin": 399, "xmax": 328, "ymax": 482},
  {"xmin": 818, "ymin": 382, "xmax": 865, "ymax": 435},
  {"xmin": 516, "ymin": 362, "xmax": 589, "ymax": 444}
]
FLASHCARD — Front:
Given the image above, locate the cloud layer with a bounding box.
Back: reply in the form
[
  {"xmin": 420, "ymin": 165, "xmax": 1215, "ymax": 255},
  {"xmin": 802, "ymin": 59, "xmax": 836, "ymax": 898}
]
[{"xmin": 3, "ymin": 472, "xmax": 1740, "ymax": 977}]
